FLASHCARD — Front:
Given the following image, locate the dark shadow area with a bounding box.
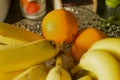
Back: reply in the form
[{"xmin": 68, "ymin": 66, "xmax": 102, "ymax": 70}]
[
  {"xmin": 97, "ymin": 0, "xmax": 106, "ymax": 17},
  {"xmin": 4, "ymin": 0, "xmax": 24, "ymax": 24}
]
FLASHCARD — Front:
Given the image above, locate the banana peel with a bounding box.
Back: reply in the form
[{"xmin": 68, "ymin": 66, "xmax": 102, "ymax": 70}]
[
  {"xmin": 0, "ymin": 39, "xmax": 59, "ymax": 72},
  {"xmin": 13, "ymin": 64, "xmax": 51, "ymax": 80},
  {"xmin": 0, "ymin": 22, "xmax": 42, "ymax": 42}
]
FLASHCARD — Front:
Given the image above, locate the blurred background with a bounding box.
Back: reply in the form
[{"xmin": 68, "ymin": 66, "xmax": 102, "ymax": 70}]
[
  {"xmin": 4, "ymin": 0, "xmax": 105, "ymax": 24},
  {"xmin": 4, "ymin": 0, "xmax": 24, "ymax": 24},
  {"xmin": 4, "ymin": 0, "xmax": 55, "ymax": 24}
]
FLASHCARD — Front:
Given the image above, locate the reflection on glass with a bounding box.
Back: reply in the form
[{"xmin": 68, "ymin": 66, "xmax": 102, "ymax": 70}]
[{"xmin": 19, "ymin": 0, "xmax": 46, "ymax": 20}]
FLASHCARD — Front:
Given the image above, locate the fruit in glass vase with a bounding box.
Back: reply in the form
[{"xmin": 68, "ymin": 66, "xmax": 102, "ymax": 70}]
[
  {"xmin": 41, "ymin": 9, "xmax": 78, "ymax": 44},
  {"xmin": 26, "ymin": 1, "xmax": 40, "ymax": 14}
]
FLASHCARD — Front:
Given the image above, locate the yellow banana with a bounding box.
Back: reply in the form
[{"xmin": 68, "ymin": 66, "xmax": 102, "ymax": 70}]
[
  {"xmin": 0, "ymin": 22, "xmax": 42, "ymax": 42},
  {"xmin": 0, "ymin": 70, "xmax": 24, "ymax": 80},
  {"xmin": 77, "ymin": 75, "xmax": 92, "ymax": 80},
  {"xmin": 46, "ymin": 57, "xmax": 72, "ymax": 80},
  {"xmin": 13, "ymin": 64, "xmax": 51, "ymax": 80},
  {"xmin": 89, "ymin": 38, "xmax": 120, "ymax": 61},
  {"xmin": 79, "ymin": 49, "xmax": 120, "ymax": 80},
  {"xmin": 0, "ymin": 35, "xmax": 26, "ymax": 45},
  {"xmin": 0, "ymin": 43, "xmax": 8, "ymax": 49},
  {"xmin": 0, "ymin": 37, "xmax": 25, "ymax": 49},
  {"xmin": 0, "ymin": 39, "xmax": 59, "ymax": 72}
]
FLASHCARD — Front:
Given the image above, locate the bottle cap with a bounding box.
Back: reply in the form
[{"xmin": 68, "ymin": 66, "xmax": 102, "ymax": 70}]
[{"xmin": 106, "ymin": 0, "xmax": 120, "ymax": 8}]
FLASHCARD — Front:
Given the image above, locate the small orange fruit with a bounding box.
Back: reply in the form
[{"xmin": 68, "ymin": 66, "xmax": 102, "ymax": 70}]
[
  {"xmin": 41, "ymin": 9, "xmax": 78, "ymax": 44},
  {"xmin": 71, "ymin": 27, "xmax": 107, "ymax": 61}
]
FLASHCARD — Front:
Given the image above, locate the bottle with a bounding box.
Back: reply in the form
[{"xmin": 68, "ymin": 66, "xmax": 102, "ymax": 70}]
[{"xmin": 103, "ymin": 0, "xmax": 120, "ymax": 24}]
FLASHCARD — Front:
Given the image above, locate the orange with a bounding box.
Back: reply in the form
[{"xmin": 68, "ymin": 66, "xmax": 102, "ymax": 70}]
[
  {"xmin": 41, "ymin": 9, "xmax": 78, "ymax": 44},
  {"xmin": 71, "ymin": 27, "xmax": 107, "ymax": 61}
]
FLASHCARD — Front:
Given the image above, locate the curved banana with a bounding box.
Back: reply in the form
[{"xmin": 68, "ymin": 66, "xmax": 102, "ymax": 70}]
[
  {"xmin": 0, "ymin": 70, "xmax": 24, "ymax": 80},
  {"xmin": 13, "ymin": 64, "xmax": 51, "ymax": 80},
  {"xmin": 79, "ymin": 49, "xmax": 120, "ymax": 80},
  {"xmin": 0, "ymin": 35, "xmax": 26, "ymax": 45},
  {"xmin": 0, "ymin": 35, "xmax": 26, "ymax": 49},
  {"xmin": 0, "ymin": 39, "xmax": 59, "ymax": 72},
  {"xmin": 0, "ymin": 22, "xmax": 42, "ymax": 42},
  {"xmin": 0, "ymin": 43, "xmax": 8, "ymax": 49},
  {"xmin": 46, "ymin": 57, "xmax": 72, "ymax": 80},
  {"xmin": 77, "ymin": 75, "xmax": 92, "ymax": 80},
  {"xmin": 89, "ymin": 38, "xmax": 120, "ymax": 61}
]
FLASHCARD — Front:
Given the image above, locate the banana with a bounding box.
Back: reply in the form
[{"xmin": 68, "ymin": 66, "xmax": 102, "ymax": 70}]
[
  {"xmin": 0, "ymin": 35, "xmax": 26, "ymax": 45},
  {"xmin": 0, "ymin": 22, "xmax": 42, "ymax": 42},
  {"xmin": 79, "ymin": 49, "xmax": 120, "ymax": 80},
  {"xmin": 13, "ymin": 64, "xmax": 51, "ymax": 80},
  {"xmin": 0, "ymin": 37, "xmax": 25, "ymax": 49},
  {"xmin": 46, "ymin": 56, "xmax": 72, "ymax": 80},
  {"xmin": 89, "ymin": 38, "xmax": 120, "ymax": 61},
  {"xmin": 0, "ymin": 70, "xmax": 24, "ymax": 80},
  {"xmin": 77, "ymin": 75, "xmax": 92, "ymax": 80},
  {"xmin": 0, "ymin": 39, "xmax": 59, "ymax": 72},
  {"xmin": 0, "ymin": 43, "xmax": 8, "ymax": 48}
]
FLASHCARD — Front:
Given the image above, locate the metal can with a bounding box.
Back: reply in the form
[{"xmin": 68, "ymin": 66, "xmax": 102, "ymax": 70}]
[{"xmin": 19, "ymin": 0, "xmax": 46, "ymax": 19}]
